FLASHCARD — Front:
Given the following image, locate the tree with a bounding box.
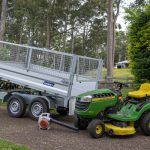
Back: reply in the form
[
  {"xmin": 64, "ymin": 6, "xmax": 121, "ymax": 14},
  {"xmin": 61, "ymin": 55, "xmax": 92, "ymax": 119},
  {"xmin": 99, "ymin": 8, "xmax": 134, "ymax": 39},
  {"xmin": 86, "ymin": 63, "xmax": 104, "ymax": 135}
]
[
  {"xmin": 112, "ymin": 0, "xmax": 122, "ymax": 65},
  {"xmin": 127, "ymin": 4, "xmax": 150, "ymax": 83},
  {"xmin": 106, "ymin": 0, "xmax": 114, "ymax": 82},
  {"xmin": 115, "ymin": 31, "xmax": 128, "ymax": 62},
  {"xmin": 106, "ymin": 0, "xmax": 122, "ymax": 82},
  {"xmin": 131, "ymin": 0, "xmax": 149, "ymax": 6},
  {"xmin": 0, "ymin": 0, "xmax": 7, "ymax": 40},
  {"xmin": 3, "ymin": 0, "xmax": 109, "ymax": 58}
]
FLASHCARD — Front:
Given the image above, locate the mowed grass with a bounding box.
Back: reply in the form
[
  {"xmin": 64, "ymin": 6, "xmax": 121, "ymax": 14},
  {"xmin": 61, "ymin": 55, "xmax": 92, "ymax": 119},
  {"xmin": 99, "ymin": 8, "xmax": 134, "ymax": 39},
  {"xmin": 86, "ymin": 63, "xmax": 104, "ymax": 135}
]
[
  {"xmin": 0, "ymin": 101, "xmax": 6, "ymax": 107},
  {"xmin": 102, "ymin": 68, "xmax": 133, "ymax": 81},
  {"xmin": 0, "ymin": 139, "xmax": 31, "ymax": 150},
  {"xmin": 113, "ymin": 68, "xmax": 133, "ymax": 78}
]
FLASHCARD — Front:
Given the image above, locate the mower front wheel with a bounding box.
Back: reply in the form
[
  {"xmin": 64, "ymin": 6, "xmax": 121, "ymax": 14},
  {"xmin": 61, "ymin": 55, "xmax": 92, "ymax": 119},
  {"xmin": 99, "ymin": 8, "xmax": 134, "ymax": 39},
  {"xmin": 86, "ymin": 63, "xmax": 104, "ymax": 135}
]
[
  {"xmin": 74, "ymin": 116, "xmax": 88, "ymax": 130},
  {"xmin": 87, "ymin": 119, "xmax": 105, "ymax": 138},
  {"xmin": 140, "ymin": 112, "xmax": 150, "ymax": 136}
]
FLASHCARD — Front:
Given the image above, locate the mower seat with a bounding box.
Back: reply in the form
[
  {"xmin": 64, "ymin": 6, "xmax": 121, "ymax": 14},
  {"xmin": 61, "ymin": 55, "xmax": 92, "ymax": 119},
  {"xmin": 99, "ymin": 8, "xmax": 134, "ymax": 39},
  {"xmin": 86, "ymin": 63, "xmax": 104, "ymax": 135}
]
[{"xmin": 128, "ymin": 83, "xmax": 150, "ymax": 98}]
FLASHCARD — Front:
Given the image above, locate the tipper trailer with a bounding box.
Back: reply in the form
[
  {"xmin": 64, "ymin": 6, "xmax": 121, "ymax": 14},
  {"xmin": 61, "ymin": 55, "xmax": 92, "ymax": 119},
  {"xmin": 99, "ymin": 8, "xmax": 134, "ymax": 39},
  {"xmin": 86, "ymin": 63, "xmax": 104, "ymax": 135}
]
[{"xmin": 0, "ymin": 41, "xmax": 103, "ymax": 120}]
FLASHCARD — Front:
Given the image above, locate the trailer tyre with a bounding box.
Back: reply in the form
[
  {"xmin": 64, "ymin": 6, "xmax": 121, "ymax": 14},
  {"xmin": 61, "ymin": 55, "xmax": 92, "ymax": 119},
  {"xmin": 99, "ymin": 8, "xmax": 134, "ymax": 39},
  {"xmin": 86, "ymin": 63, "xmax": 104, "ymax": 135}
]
[
  {"xmin": 29, "ymin": 98, "xmax": 49, "ymax": 120},
  {"xmin": 7, "ymin": 95, "xmax": 26, "ymax": 118},
  {"xmin": 87, "ymin": 119, "xmax": 105, "ymax": 138},
  {"xmin": 140, "ymin": 112, "xmax": 150, "ymax": 136}
]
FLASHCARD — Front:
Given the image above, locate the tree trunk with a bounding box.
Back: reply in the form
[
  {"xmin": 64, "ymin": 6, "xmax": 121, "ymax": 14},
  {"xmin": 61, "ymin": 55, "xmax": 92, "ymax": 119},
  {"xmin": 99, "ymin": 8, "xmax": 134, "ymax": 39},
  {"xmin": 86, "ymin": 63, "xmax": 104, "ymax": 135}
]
[
  {"xmin": 46, "ymin": 0, "xmax": 56, "ymax": 48},
  {"xmin": 106, "ymin": 0, "xmax": 114, "ymax": 83},
  {"xmin": 63, "ymin": 15, "xmax": 68, "ymax": 52},
  {"xmin": 112, "ymin": 18, "xmax": 116, "ymax": 66},
  {"xmin": 0, "ymin": 0, "xmax": 7, "ymax": 40},
  {"xmin": 82, "ymin": 24, "xmax": 86, "ymax": 55},
  {"xmin": 71, "ymin": 19, "xmax": 74, "ymax": 54},
  {"xmin": 112, "ymin": 0, "xmax": 121, "ymax": 66},
  {"xmin": 19, "ymin": 18, "xmax": 25, "ymax": 44},
  {"xmin": 46, "ymin": 16, "xmax": 51, "ymax": 48}
]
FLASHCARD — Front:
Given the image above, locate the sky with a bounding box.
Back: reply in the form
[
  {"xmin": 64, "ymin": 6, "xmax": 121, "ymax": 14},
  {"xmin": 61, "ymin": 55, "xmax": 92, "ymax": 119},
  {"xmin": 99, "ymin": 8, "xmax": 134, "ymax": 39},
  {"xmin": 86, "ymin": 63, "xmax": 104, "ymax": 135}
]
[{"xmin": 117, "ymin": 0, "xmax": 135, "ymax": 31}]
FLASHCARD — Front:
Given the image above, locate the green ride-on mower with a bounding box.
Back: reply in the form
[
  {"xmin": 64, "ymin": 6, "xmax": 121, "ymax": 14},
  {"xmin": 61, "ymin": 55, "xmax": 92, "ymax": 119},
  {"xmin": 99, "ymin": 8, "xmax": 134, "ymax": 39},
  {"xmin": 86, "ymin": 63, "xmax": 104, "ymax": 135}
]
[{"xmin": 74, "ymin": 82, "xmax": 150, "ymax": 138}]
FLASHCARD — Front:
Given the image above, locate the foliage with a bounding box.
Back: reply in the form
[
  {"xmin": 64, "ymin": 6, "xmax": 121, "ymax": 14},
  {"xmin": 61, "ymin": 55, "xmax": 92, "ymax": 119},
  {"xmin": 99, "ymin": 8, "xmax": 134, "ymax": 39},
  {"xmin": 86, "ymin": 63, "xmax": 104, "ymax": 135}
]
[
  {"xmin": 2, "ymin": 0, "xmax": 108, "ymax": 58},
  {"xmin": 127, "ymin": 4, "xmax": 150, "ymax": 83},
  {"xmin": 0, "ymin": 0, "xmax": 127, "ymax": 62},
  {"xmin": 130, "ymin": 0, "xmax": 150, "ymax": 7}
]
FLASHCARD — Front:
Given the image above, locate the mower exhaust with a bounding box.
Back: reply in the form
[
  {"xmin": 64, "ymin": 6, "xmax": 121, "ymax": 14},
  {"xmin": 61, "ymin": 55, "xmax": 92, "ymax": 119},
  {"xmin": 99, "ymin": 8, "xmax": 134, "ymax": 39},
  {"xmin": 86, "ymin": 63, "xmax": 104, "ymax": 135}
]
[{"xmin": 38, "ymin": 113, "xmax": 79, "ymax": 131}]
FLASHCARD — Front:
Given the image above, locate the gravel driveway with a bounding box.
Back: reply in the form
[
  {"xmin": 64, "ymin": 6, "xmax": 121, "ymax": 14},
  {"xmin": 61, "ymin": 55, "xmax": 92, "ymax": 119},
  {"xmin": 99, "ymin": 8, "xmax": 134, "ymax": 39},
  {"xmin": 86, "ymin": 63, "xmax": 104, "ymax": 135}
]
[{"xmin": 0, "ymin": 107, "xmax": 149, "ymax": 150}]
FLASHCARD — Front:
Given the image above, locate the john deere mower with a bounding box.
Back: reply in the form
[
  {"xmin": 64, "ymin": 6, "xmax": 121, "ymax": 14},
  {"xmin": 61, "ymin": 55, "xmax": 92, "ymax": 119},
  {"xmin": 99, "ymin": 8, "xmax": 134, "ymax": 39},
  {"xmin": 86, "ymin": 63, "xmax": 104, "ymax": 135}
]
[{"xmin": 74, "ymin": 82, "xmax": 150, "ymax": 138}]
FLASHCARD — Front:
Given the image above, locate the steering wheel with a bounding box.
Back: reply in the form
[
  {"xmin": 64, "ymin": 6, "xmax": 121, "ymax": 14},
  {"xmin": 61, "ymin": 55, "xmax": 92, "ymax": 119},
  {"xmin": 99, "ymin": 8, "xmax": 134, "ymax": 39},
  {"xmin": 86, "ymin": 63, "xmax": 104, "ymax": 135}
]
[{"xmin": 113, "ymin": 81, "xmax": 128, "ymax": 91}]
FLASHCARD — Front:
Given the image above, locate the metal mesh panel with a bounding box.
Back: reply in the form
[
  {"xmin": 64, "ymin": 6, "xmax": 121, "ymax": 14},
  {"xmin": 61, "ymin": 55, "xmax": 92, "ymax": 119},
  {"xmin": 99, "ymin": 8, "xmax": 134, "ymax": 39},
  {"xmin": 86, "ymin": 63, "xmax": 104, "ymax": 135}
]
[
  {"xmin": 0, "ymin": 41, "xmax": 102, "ymax": 81},
  {"xmin": 0, "ymin": 43, "xmax": 27, "ymax": 68},
  {"xmin": 77, "ymin": 57, "xmax": 99, "ymax": 79},
  {"xmin": 30, "ymin": 49, "xmax": 73, "ymax": 79},
  {"xmin": 61, "ymin": 55, "xmax": 73, "ymax": 72}
]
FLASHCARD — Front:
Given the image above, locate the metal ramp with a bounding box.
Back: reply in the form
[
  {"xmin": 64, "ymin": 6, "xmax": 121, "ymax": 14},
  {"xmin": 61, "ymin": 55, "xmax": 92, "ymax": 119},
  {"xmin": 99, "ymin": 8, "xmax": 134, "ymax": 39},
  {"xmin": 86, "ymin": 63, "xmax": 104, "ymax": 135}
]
[{"xmin": 0, "ymin": 41, "xmax": 103, "ymax": 107}]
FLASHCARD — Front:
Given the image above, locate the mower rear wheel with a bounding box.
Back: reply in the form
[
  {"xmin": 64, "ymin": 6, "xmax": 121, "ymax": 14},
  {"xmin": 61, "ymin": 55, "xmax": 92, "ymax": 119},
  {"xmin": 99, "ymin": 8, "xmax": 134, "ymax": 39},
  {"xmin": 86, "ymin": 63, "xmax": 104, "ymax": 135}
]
[
  {"xmin": 140, "ymin": 112, "xmax": 150, "ymax": 136},
  {"xmin": 87, "ymin": 119, "xmax": 105, "ymax": 138},
  {"xmin": 7, "ymin": 95, "xmax": 26, "ymax": 118},
  {"xmin": 74, "ymin": 116, "xmax": 88, "ymax": 130}
]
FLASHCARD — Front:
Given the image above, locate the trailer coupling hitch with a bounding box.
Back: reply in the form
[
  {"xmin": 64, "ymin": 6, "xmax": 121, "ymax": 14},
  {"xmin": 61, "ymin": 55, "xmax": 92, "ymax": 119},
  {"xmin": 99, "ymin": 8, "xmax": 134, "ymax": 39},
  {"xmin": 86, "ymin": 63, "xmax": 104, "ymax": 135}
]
[{"xmin": 38, "ymin": 113, "xmax": 79, "ymax": 131}]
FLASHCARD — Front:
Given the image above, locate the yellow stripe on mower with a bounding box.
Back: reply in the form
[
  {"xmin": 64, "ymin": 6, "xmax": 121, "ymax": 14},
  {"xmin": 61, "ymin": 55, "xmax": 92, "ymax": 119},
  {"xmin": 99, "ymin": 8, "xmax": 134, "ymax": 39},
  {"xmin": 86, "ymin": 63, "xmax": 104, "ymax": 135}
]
[
  {"xmin": 92, "ymin": 96, "xmax": 115, "ymax": 102},
  {"xmin": 105, "ymin": 123, "xmax": 136, "ymax": 135}
]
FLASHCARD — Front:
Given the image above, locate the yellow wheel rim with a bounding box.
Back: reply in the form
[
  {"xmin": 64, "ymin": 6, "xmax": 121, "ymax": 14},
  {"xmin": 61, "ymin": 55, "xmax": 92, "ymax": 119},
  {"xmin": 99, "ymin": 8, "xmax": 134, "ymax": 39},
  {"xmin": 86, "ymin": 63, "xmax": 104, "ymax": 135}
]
[{"xmin": 96, "ymin": 125, "xmax": 102, "ymax": 134}]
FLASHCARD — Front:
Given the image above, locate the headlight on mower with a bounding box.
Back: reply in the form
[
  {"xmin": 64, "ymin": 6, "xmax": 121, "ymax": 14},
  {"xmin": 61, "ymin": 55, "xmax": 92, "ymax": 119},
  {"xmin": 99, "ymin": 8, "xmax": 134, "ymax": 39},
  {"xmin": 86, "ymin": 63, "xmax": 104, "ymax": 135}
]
[{"xmin": 80, "ymin": 95, "xmax": 92, "ymax": 103}]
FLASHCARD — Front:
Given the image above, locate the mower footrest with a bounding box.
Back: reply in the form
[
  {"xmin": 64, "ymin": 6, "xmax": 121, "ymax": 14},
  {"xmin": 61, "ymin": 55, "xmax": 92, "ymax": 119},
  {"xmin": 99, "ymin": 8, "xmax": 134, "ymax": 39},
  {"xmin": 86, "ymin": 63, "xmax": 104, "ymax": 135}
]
[{"xmin": 105, "ymin": 123, "xmax": 136, "ymax": 135}]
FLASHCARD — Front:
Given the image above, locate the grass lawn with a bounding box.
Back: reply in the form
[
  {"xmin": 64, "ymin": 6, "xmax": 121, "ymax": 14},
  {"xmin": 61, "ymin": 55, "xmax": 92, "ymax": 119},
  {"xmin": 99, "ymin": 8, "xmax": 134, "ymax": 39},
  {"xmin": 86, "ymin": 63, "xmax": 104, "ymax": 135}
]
[
  {"xmin": 113, "ymin": 68, "xmax": 133, "ymax": 77},
  {"xmin": 0, "ymin": 139, "xmax": 31, "ymax": 150},
  {"xmin": 103, "ymin": 68, "xmax": 133, "ymax": 81},
  {"xmin": 0, "ymin": 101, "xmax": 6, "ymax": 107}
]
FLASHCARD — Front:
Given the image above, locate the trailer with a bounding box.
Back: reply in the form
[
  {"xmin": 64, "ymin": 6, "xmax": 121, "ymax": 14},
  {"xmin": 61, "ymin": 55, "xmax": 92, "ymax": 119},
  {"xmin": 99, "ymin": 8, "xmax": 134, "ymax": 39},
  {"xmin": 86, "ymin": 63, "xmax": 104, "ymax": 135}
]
[{"xmin": 0, "ymin": 41, "xmax": 103, "ymax": 120}]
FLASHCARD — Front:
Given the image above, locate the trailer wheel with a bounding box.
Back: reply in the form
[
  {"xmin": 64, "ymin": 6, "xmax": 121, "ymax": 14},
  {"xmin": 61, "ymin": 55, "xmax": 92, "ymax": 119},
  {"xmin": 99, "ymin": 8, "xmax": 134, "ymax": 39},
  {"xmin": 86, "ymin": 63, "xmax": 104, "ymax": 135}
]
[
  {"xmin": 87, "ymin": 119, "xmax": 105, "ymax": 138},
  {"xmin": 74, "ymin": 116, "xmax": 88, "ymax": 130},
  {"xmin": 29, "ymin": 98, "xmax": 49, "ymax": 120},
  {"xmin": 7, "ymin": 95, "xmax": 26, "ymax": 118},
  {"xmin": 140, "ymin": 112, "xmax": 150, "ymax": 136}
]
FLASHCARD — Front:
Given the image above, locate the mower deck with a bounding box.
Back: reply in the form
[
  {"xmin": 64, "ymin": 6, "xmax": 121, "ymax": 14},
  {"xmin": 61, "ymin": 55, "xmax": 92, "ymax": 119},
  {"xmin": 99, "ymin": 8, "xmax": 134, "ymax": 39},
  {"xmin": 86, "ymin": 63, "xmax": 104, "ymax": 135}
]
[{"xmin": 105, "ymin": 123, "xmax": 136, "ymax": 135}]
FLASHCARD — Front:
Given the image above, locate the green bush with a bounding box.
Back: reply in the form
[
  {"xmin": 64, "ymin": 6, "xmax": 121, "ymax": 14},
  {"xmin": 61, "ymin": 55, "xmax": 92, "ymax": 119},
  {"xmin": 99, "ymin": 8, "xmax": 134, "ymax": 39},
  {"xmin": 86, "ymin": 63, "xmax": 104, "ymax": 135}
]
[{"xmin": 127, "ymin": 4, "xmax": 150, "ymax": 83}]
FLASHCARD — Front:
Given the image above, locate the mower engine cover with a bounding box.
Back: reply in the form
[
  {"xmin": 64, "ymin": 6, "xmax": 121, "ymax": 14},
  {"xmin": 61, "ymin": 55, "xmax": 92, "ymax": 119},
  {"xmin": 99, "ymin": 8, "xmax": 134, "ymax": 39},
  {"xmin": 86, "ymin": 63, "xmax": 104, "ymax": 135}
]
[{"xmin": 74, "ymin": 88, "xmax": 119, "ymax": 118}]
